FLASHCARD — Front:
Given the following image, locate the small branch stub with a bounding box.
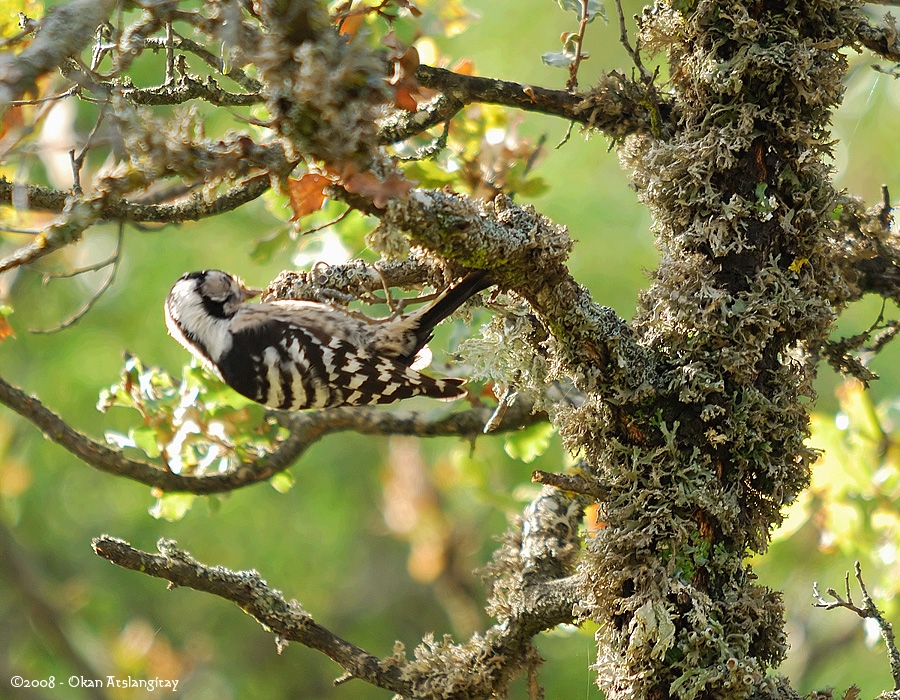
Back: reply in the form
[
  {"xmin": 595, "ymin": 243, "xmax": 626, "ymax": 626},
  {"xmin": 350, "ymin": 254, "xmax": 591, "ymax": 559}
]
[{"xmin": 813, "ymin": 562, "xmax": 900, "ymax": 691}]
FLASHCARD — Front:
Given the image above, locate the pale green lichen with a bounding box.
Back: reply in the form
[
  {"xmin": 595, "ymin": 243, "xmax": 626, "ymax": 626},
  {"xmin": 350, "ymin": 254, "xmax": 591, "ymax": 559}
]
[{"xmin": 569, "ymin": 2, "xmax": 863, "ymax": 699}]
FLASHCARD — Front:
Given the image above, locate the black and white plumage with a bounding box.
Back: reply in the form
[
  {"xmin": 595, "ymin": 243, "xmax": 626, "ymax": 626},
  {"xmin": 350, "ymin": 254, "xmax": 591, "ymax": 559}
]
[{"xmin": 164, "ymin": 269, "xmax": 491, "ymax": 410}]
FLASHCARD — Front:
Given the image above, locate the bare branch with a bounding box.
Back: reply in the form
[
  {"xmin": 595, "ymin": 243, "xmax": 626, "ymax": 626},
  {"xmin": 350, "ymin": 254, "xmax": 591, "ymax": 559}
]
[
  {"xmin": 532, "ymin": 468, "xmax": 607, "ymax": 500},
  {"xmin": 147, "ymin": 34, "xmax": 263, "ymax": 93},
  {"xmin": 615, "ymin": 0, "xmax": 651, "ymax": 83},
  {"xmin": 30, "ymin": 223, "xmax": 124, "ymax": 334},
  {"xmin": 0, "ymin": 372, "xmax": 544, "ymax": 494},
  {"xmin": 566, "ymin": 0, "xmax": 593, "ymax": 92},
  {"xmin": 413, "ymin": 65, "xmax": 666, "ymax": 140},
  {"xmin": 122, "ymin": 74, "xmax": 261, "ymax": 107}
]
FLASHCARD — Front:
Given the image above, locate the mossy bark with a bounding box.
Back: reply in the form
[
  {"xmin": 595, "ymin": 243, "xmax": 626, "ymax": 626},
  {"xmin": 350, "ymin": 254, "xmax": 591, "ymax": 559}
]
[{"xmin": 572, "ymin": 3, "xmax": 861, "ymax": 699}]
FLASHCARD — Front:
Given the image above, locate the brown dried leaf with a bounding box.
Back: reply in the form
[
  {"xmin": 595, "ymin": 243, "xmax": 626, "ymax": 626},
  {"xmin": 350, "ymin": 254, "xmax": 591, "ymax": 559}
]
[
  {"xmin": 341, "ymin": 164, "xmax": 415, "ymax": 209},
  {"xmin": 286, "ymin": 174, "xmax": 332, "ymax": 221}
]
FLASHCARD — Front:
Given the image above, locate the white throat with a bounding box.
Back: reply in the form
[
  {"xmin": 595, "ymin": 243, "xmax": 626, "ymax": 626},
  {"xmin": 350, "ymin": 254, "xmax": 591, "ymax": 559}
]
[{"xmin": 165, "ymin": 284, "xmax": 235, "ymax": 373}]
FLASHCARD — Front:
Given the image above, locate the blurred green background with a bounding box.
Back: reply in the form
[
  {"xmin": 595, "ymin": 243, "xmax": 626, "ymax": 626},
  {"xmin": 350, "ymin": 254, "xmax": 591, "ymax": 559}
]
[{"xmin": 2, "ymin": 1, "xmax": 900, "ymax": 698}]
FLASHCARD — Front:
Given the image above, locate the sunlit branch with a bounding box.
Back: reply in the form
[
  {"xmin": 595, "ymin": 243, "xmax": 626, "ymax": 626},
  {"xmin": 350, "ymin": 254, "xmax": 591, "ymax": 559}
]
[
  {"xmin": 144, "ymin": 34, "xmax": 263, "ymax": 93},
  {"xmin": 532, "ymin": 468, "xmax": 608, "ymax": 500},
  {"xmin": 813, "ymin": 562, "xmax": 900, "ymax": 691},
  {"xmin": 411, "ymin": 65, "xmax": 666, "ymax": 140},
  {"xmin": 93, "ymin": 493, "xmax": 581, "ymax": 698},
  {"xmin": 379, "ymin": 93, "xmax": 461, "ymax": 146}
]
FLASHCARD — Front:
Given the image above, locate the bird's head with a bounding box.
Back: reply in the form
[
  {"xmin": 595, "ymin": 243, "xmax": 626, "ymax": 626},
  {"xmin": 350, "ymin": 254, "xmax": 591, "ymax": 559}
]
[{"xmin": 165, "ymin": 270, "xmax": 260, "ymax": 366}]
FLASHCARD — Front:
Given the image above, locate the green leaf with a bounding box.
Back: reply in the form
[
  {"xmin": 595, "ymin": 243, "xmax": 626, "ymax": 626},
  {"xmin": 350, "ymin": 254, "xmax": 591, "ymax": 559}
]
[
  {"xmin": 554, "ymin": 0, "xmax": 606, "ymax": 22},
  {"xmin": 149, "ymin": 493, "xmax": 197, "ymax": 522},
  {"xmin": 504, "ymin": 422, "xmax": 556, "ymax": 463},
  {"xmin": 269, "ymin": 470, "xmax": 295, "ymax": 494},
  {"xmin": 131, "ymin": 425, "xmax": 161, "ymax": 459},
  {"xmin": 542, "ymin": 50, "xmax": 576, "ymax": 68}
]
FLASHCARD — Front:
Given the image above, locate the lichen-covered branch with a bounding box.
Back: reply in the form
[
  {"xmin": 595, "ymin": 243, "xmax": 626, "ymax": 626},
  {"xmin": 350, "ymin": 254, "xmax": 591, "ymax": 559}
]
[
  {"xmin": 0, "ymin": 164, "xmax": 145, "ymax": 275},
  {"xmin": 0, "ymin": 174, "xmax": 272, "ymax": 224},
  {"xmin": 0, "ymin": 128, "xmax": 288, "ymax": 274},
  {"xmin": 411, "ymin": 66, "xmax": 666, "ymax": 142},
  {"xmin": 557, "ymin": 3, "xmax": 870, "ymax": 699},
  {"xmin": 831, "ymin": 190, "xmax": 900, "ymax": 305},
  {"xmin": 92, "ymin": 536, "xmax": 414, "ymax": 695},
  {"xmin": 266, "ymin": 257, "xmax": 461, "ymax": 304},
  {"xmin": 855, "ymin": 15, "xmax": 900, "ymax": 62},
  {"xmin": 378, "ymin": 189, "xmax": 660, "ymax": 396},
  {"xmin": 92, "ymin": 480, "xmax": 584, "ymax": 699},
  {"xmin": 379, "ymin": 92, "xmax": 466, "ymax": 145},
  {"xmin": 0, "ymin": 372, "xmax": 543, "ymax": 494},
  {"xmin": 0, "ymin": 0, "xmax": 117, "ymax": 110}
]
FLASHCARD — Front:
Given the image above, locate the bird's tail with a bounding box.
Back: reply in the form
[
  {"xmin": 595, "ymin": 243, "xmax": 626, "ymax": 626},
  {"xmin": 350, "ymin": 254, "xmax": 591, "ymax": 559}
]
[{"xmin": 399, "ymin": 270, "xmax": 493, "ymax": 364}]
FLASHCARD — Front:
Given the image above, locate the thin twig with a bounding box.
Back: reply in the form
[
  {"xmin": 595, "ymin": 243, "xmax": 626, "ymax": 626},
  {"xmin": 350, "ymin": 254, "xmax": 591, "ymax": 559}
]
[
  {"xmin": 566, "ymin": 0, "xmax": 592, "ymax": 92},
  {"xmin": 0, "ymin": 13, "xmax": 38, "ymax": 50},
  {"xmin": 70, "ymin": 104, "xmax": 108, "ymax": 196},
  {"xmin": 300, "ymin": 207, "xmax": 353, "ymax": 236},
  {"xmin": 6, "ymin": 85, "xmax": 80, "ymax": 107},
  {"xmin": 29, "ymin": 223, "xmax": 125, "ymax": 334},
  {"xmin": 813, "ymin": 562, "xmax": 900, "ymax": 690},
  {"xmin": 0, "ymin": 173, "xmax": 272, "ymax": 222},
  {"xmin": 532, "ymin": 469, "xmax": 607, "ymax": 499},
  {"xmin": 0, "ymin": 225, "xmax": 41, "ymax": 235},
  {"xmin": 92, "ymin": 536, "xmax": 414, "ymax": 696},
  {"xmin": 615, "ymin": 0, "xmax": 652, "ymax": 83}
]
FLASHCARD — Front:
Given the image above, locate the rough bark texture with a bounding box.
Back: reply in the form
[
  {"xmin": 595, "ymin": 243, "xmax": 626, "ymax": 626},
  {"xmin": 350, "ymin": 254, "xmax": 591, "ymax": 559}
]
[{"xmin": 568, "ymin": 3, "xmax": 860, "ymax": 699}]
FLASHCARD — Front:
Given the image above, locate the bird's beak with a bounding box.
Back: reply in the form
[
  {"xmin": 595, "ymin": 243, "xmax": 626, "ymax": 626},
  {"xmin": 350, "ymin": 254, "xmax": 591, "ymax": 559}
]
[{"xmin": 242, "ymin": 286, "xmax": 262, "ymax": 301}]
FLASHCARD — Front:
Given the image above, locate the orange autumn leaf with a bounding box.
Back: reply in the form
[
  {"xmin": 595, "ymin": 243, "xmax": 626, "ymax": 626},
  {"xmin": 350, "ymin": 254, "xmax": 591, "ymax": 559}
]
[
  {"xmin": 451, "ymin": 58, "xmax": 475, "ymax": 76},
  {"xmin": 286, "ymin": 173, "xmax": 332, "ymax": 220},
  {"xmin": 0, "ymin": 317, "xmax": 15, "ymax": 342},
  {"xmin": 339, "ymin": 12, "xmax": 364, "ymax": 36},
  {"xmin": 389, "ymin": 45, "xmax": 421, "ymax": 111}
]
